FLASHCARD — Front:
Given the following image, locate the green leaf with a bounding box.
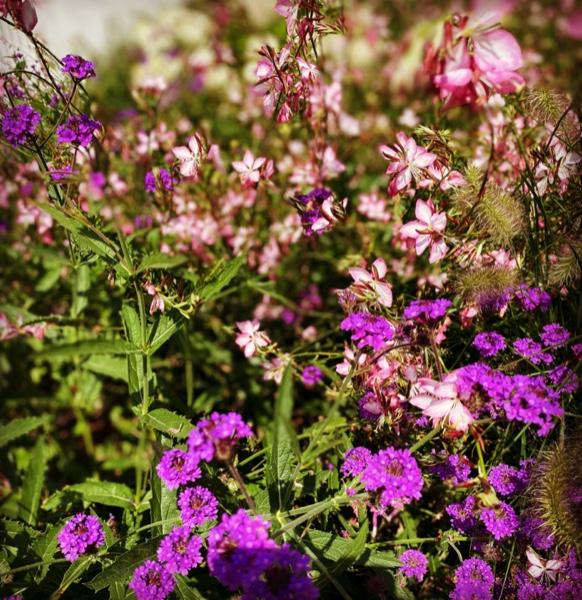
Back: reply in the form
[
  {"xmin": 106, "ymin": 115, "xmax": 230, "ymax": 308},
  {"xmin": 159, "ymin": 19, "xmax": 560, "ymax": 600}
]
[
  {"xmin": 303, "ymin": 530, "xmax": 399, "ymax": 569},
  {"xmin": 42, "ymin": 204, "xmax": 119, "ymax": 262},
  {"xmin": 108, "ymin": 582, "xmax": 127, "ymax": 600},
  {"xmin": 195, "ymin": 254, "xmax": 245, "ymax": 301},
  {"xmin": 63, "ymin": 480, "xmax": 134, "ymax": 510},
  {"xmin": 36, "ymin": 339, "xmax": 137, "ymax": 360},
  {"xmin": 85, "ymin": 538, "xmax": 161, "ymax": 591},
  {"xmin": 54, "ymin": 555, "xmax": 93, "ymax": 596},
  {"xmin": 266, "ymin": 366, "xmax": 298, "ymax": 513},
  {"xmin": 32, "ymin": 523, "xmax": 60, "ymax": 582},
  {"xmin": 121, "ymin": 304, "xmax": 144, "ymax": 396},
  {"xmin": 19, "ymin": 437, "xmax": 46, "ymax": 525},
  {"xmin": 0, "ymin": 416, "xmax": 47, "ymax": 448},
  {"xmin": 142, "ymin": 409, "xmax": 193, "ymax": 439},
  {"xmin": 331, "ymin": 520, "xmax": 369, "ymax": 575},
  {"xmin": 175, "ymin": 575, "xmax": 206, "ymax": 600},
  {"xmin": 72, "ymin": 264, "xmax": 91, "ymax": 317},
  {"xmin": 137, "ymin": 253, "xmax": 188, "ymax": 273},
  {"xmin": 147, "ymin": 310, "xmax": 184, "ymax": 355},
  {"xmin": 83, "ymin": 355, "xmax": 129, "ymax": 382}
]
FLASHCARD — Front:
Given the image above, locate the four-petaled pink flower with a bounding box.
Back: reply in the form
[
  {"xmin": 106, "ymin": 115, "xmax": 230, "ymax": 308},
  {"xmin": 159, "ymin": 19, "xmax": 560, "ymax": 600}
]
[
  {"xmin": 409, "ymin": 374, "xmax": 474, "ymax": 432},
  {"xmin": 400, "ymin": 199, "xmax": 448, "ymax": 263},
  {"xmin": 172, "ymin": 134, "xmax": 204, "ymax": 178},
  {"xmin": 348, "ymin": 257, "xmax": 393, "ymax": 308},
  {"xmin": 235, "ymin": 320, "xmax": 271, "ymax": 357},
  {"xmin": 380, "ymin": 132, "xmax": 437, "ymax": 197},
  {"xmin": 232, "ymin": 150, "xmax": 267, "ymax": 188},
  {"xmin": 429, "ymin": 12, "xmax": 525, "ymax": 108}
]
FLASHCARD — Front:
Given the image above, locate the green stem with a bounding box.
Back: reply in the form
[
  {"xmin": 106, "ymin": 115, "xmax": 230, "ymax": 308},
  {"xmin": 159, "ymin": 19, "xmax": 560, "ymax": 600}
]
[
  {"xmin": 227, "ymin": 461, "xmax": 256, "ymax": 512},
  {"xmin": 409, "ymin": 427, "xmax": 441, "ymax": 453}
]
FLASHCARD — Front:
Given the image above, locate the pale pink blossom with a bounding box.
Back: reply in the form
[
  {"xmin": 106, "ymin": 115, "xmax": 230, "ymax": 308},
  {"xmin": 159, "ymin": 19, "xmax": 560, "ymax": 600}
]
[
  {"xmin": 172, "ymin": 135, "xmax": 204, "ymax": 178},
  {"xmin": 400, "ymin": 199, "xmax": 448, "ymax": 263},
  {"xmin": 232, "ymin": 150, "xmax": 267, "ymax": 188},
  {"xmin": 235, "ymin": 320, "xmax": 271, "ymax": 358},
  {"xmin": 347, "ymin": 258, "xmax": 393, "ymax": 308},
  {"xmin": 409, "ymin": 375, "xmax": 474, "ymax": 432},
  {"xmin": 357, "ymin": 191, "xmax": 391, "ymax": 223},
  {"xmin": 380, "ymin": 132, "xmax": 437, "ymax": 196}
]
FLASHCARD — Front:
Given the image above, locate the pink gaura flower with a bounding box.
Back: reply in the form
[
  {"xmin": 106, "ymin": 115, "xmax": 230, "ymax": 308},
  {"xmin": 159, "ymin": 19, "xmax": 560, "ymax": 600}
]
[
  {"xmin": 232, "ymin": 150, "xmax": 267, "ymax": 188},
  {"xmin": 235, "ymin": 320, "xmax": 271, "ymax": 358},
  {"xmin": 380, "ymin": 132, "xmax": 437, "ymax": 197},
  {"xmin": 400, "ymin": 199, "xmax": 448, "ymax": 263},
  {"xmin": 348, "ymin": 257, "xmax": 393, "ymax": 308},
  {"xmin": 172, "ymin": 134, "xmax": 204, "ymax": 178},
  {"xmin": 409, "ymin": 374, "xmax": 474, "ymax": 432},
  {"xmin": 429, "ymin": 12, "xmax": 525, "ymax": 108}
]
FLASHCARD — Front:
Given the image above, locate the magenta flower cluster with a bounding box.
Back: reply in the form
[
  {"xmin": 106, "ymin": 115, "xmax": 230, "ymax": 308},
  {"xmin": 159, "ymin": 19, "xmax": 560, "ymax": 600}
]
[
  {"xmin": 57, "ymin": 513, "xmax": 105, "ymax": 562},
  {"xmin": 1, "ymin": 104, "xmax": 41, "ymax": 146},
  {"xmin": 61, "ymin": 54, "xmax": 96, "ymax": 80},
  {"xmin": 340, "ymin": 312, "xmax": 394, "ymax": 351}
]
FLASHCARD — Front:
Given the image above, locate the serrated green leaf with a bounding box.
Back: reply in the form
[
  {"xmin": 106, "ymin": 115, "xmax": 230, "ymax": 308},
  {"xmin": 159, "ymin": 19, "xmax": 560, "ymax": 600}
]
[
  {"xmin": 36, "ymin": 339, "xmax": 137, "ymax": 360},
  {"xmin": 147, "ymin": 310, "xmax": 184, "ymax": 355},
  {"xmin": 55, "ymin": 480, "xmax": 135, "ymax": 510},
  {"xmin": 267, "ymin": 366, "xmax": 298, "ymax": 513},
  {"xmin": 331, "ymin": 520, "xmax": 369, "ymax": 575},
  {"xmin": 54, "ymin": 555, "xmax": 93, "ymax": 596},
  {"xmin": 32, "ymin": 523, "xmax": 60, "ymax": 582},
  {"xmin": 83, "ymin": 355, "xmax": 129, "ymax": 382},
  {"xmin": 19, "ymin": 437, "xmax": 45, "ymax": 525},
  {"xmin": 108, "ymin": 582, "xmax": 127, "ymax": 600},
  {"xmin": 195, "ymin": 255, "xmax": 245, "ymax": 301},
  {"xmin": 137, "ymin": 253, "xmax": 188, "ymax": 273},
  {"xmin": 142, "ymin": 409, "xmax": 193, "ymax": 438},
  {"xmin": 175, "ymin": 575, "xmax": 206, "ymax": 599},
  {"xmin": 0, "ymin": 416, "xmax": 47, "ymax": 448},
  {"xmin": 121, "ymin": 304, "xmax": 144, "ymax": 396},
  {"xmin": 85, "ymin": 538, "xmax": 161, "ymax": 591}
]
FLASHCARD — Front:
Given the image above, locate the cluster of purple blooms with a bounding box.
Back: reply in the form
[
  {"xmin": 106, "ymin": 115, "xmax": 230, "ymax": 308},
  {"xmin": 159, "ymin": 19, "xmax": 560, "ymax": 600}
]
[
  {"xmin": 340, "ymin": 312, "xmax": 394, "ymax": 351},
  {"xmin": 342, "ymin": 446, "xmax": 424, "ymax": 509},
  {"xmin": 402, "ymin": 298, "xmax": 451, "ymax": 322},
  {"xmin": 398, "ymin": 549, "xmax": 429, "ymax": 582},
  {"xmin": 1, "ymin": 104, "xmax": 41, "ymax": 146},
  {"xmin": 472, "ymin": 331, "xmax": 506, "ymax": 357},
  {"xmin": 514, "ymin": 285, "xmax": 552, "ymax": 312},
  {"xmin": 301, "ymin": 364, "xmax": 323, "ymax": 387},
  {"xmin": 450, "ymin": 557, "xmax": 495, "ymax": 600},
  {"xmin": 57, "ymin": 513, "xmax": 105, "ymax": 561},
  {"xmin": 447, "ymin": 495, "xmax": 519, "ymax": 541},
  {"xmin": 430, "ymin": 453, "xmax": 472, "ymax": 485},
  {"xmin": 61, "ymin": 54, "xmax": 96, "ymax": 80},
  {"xmin": 56, "ymin": 113, "xmax": 101, "ymax": 147},
  {"xmin": 145, "ymin": 168, "xmax": 173, "ymax": 193},
  {"xmin": 292, "ymin": 187, "xmax": 334, "ymax": 236},
  {"xmin": 207, "ymin": 510, "xmax": 318, "ymax": 599}
]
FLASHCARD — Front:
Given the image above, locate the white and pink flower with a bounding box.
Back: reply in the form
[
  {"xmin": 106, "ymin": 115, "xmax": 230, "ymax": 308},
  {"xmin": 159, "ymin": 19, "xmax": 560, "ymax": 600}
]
[
  {"xmin": 400, "ymin": 199, "xmax": 448, "ymax": 263},
  {"xmin": 235, "ymin": 320, "xmax": 271, "ymax": 358}
]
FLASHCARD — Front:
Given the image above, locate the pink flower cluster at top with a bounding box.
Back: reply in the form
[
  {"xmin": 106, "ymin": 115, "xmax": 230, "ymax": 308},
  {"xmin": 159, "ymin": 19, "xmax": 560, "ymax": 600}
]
[{"xmin": 426, "ymin": 12, "xmax": 525, "ymax": 108}]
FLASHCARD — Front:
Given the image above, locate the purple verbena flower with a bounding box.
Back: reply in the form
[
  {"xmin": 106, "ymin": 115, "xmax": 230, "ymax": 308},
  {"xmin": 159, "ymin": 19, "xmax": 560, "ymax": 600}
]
[
  {"xmin": 187, "ymin": 411, "xmax": 253, "ymax": 463},
  {"xmin": 129, "ymin": 560, "xmax": 175, "ymax": 600},
  {"xmin": 241, "ymin": 544, "xmax": 319, "ymax": 600},
  {"xmin": 514, "ymin": 285, "xmax": 551, "ymax": 312},
  {"xmin": 472, "ymin": 331, "xmax": 506, "ymax": 358},
  {"xmin": 398, "ymin": 549, "xmax": 428, "ymax": 582},
  {"xmin": 157, "ymin": 525, "xmax": 203, "ymax": 575},
  {"xmin": 156, "ymin": 448, "xmax": 201, "ymax": 490},
  {"xmin": 488, "ymin": 463, "xmax": 528, "ymax": 496},
  {"xmin": 57, "ymin": 513, "xmax": 105, "ymax": 561},
  {"xmin": 301, "ymin": 365, "xmax": 323, "ymax": 387},
  {"xmin": 144, "ymin": 171, "xmax": 156, "ymax": 193},
  {"xmin": 480, "ymin": 501, "xmax": 518, "ymax": 540},
  {"xmin": 403, "ymin": 298, "xmax": 451, "ymax": 322},
  {"xmin": 178, "ymin": 485, "xmax": 219, "ymax": 527},
  {"xmin": 341, "ymin": 447, "xmax": 372, "ymax": 478},
  {"xmin": 61, "ymin": 54, "xmax": 96, "ymax": 80},
  {"xmin": 451, "ymin": 557, "xmax": 494, "ymax": 599},
  {"xmin": 431, "ymin": 454, "xmax": 472, "ymax": 485},
  {"xmin": 513, "ymin": 338, "xmax": 554, "ymax": 365},
  {"xmin": 361, "ymin": 447, "xmax": 423, "ymax": 509},
  {"xmin": 145, "ymin": 168, "xmax": 173, "ymax": 193},
  {"xmin": 540, "ymin": 323, "xmax": 570, "ymax": 348},
  {"xmin": 546, "ymin": 364, "xmax": 579, "ymax": 394},
  {"xmin": 520, "ymin": 514, "xmax": 556, "ymax": 551},
  {"xmin": 56, "ymin": 114, "xmax": 101, "ymax": 146},
  {"xmin": 292, "ymin": 187, "xmax": 345, "ymax": 236},
  {"xmin": 207, "ymin": 509, "xmax": 277, "ymax": 591},
  {"xmin": 1, "ymin": 104, "xmax": 41, "ymax": 146},
  {"xmin": 446, "ymin": 495, "xmax": 480, "ymax": 535},
  {"xmin": 340, "ymin": 312, "xmax": 394, "ymax": 351}
]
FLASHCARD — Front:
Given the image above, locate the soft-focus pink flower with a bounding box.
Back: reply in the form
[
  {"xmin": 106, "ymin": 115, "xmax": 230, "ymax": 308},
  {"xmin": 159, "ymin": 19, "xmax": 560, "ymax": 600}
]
[
  {"xmin": 235, "ymin": 320, "xmax": 271, "ymax": 358},
  {"xmin": 232, "ymin": 150, "xmax": 267, "ymax": 188},
  {"xmin": 357, "ymin": 191, "xmax": 391, "ymax": 223},
  {"xmin": 347, "ymin": 257, "xmax": 393, "ymax": 307},
  {"xmin": 430, "ymin": 12, "xmax": 524, "ymax": 108},
  {"xmin": 400, "ymin": 199, "xmax": 448, "ymax": 263},
  {"xmin": 380, "ymin": 132, "xmax": 437, "ymax": 196},
  {"xmin": 172, "ymin": 135, "xmax": 204, "ymax": 178},
  {"xmin": 409, "ymin": 375, "xmax": 474, "ymax": 432}
]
